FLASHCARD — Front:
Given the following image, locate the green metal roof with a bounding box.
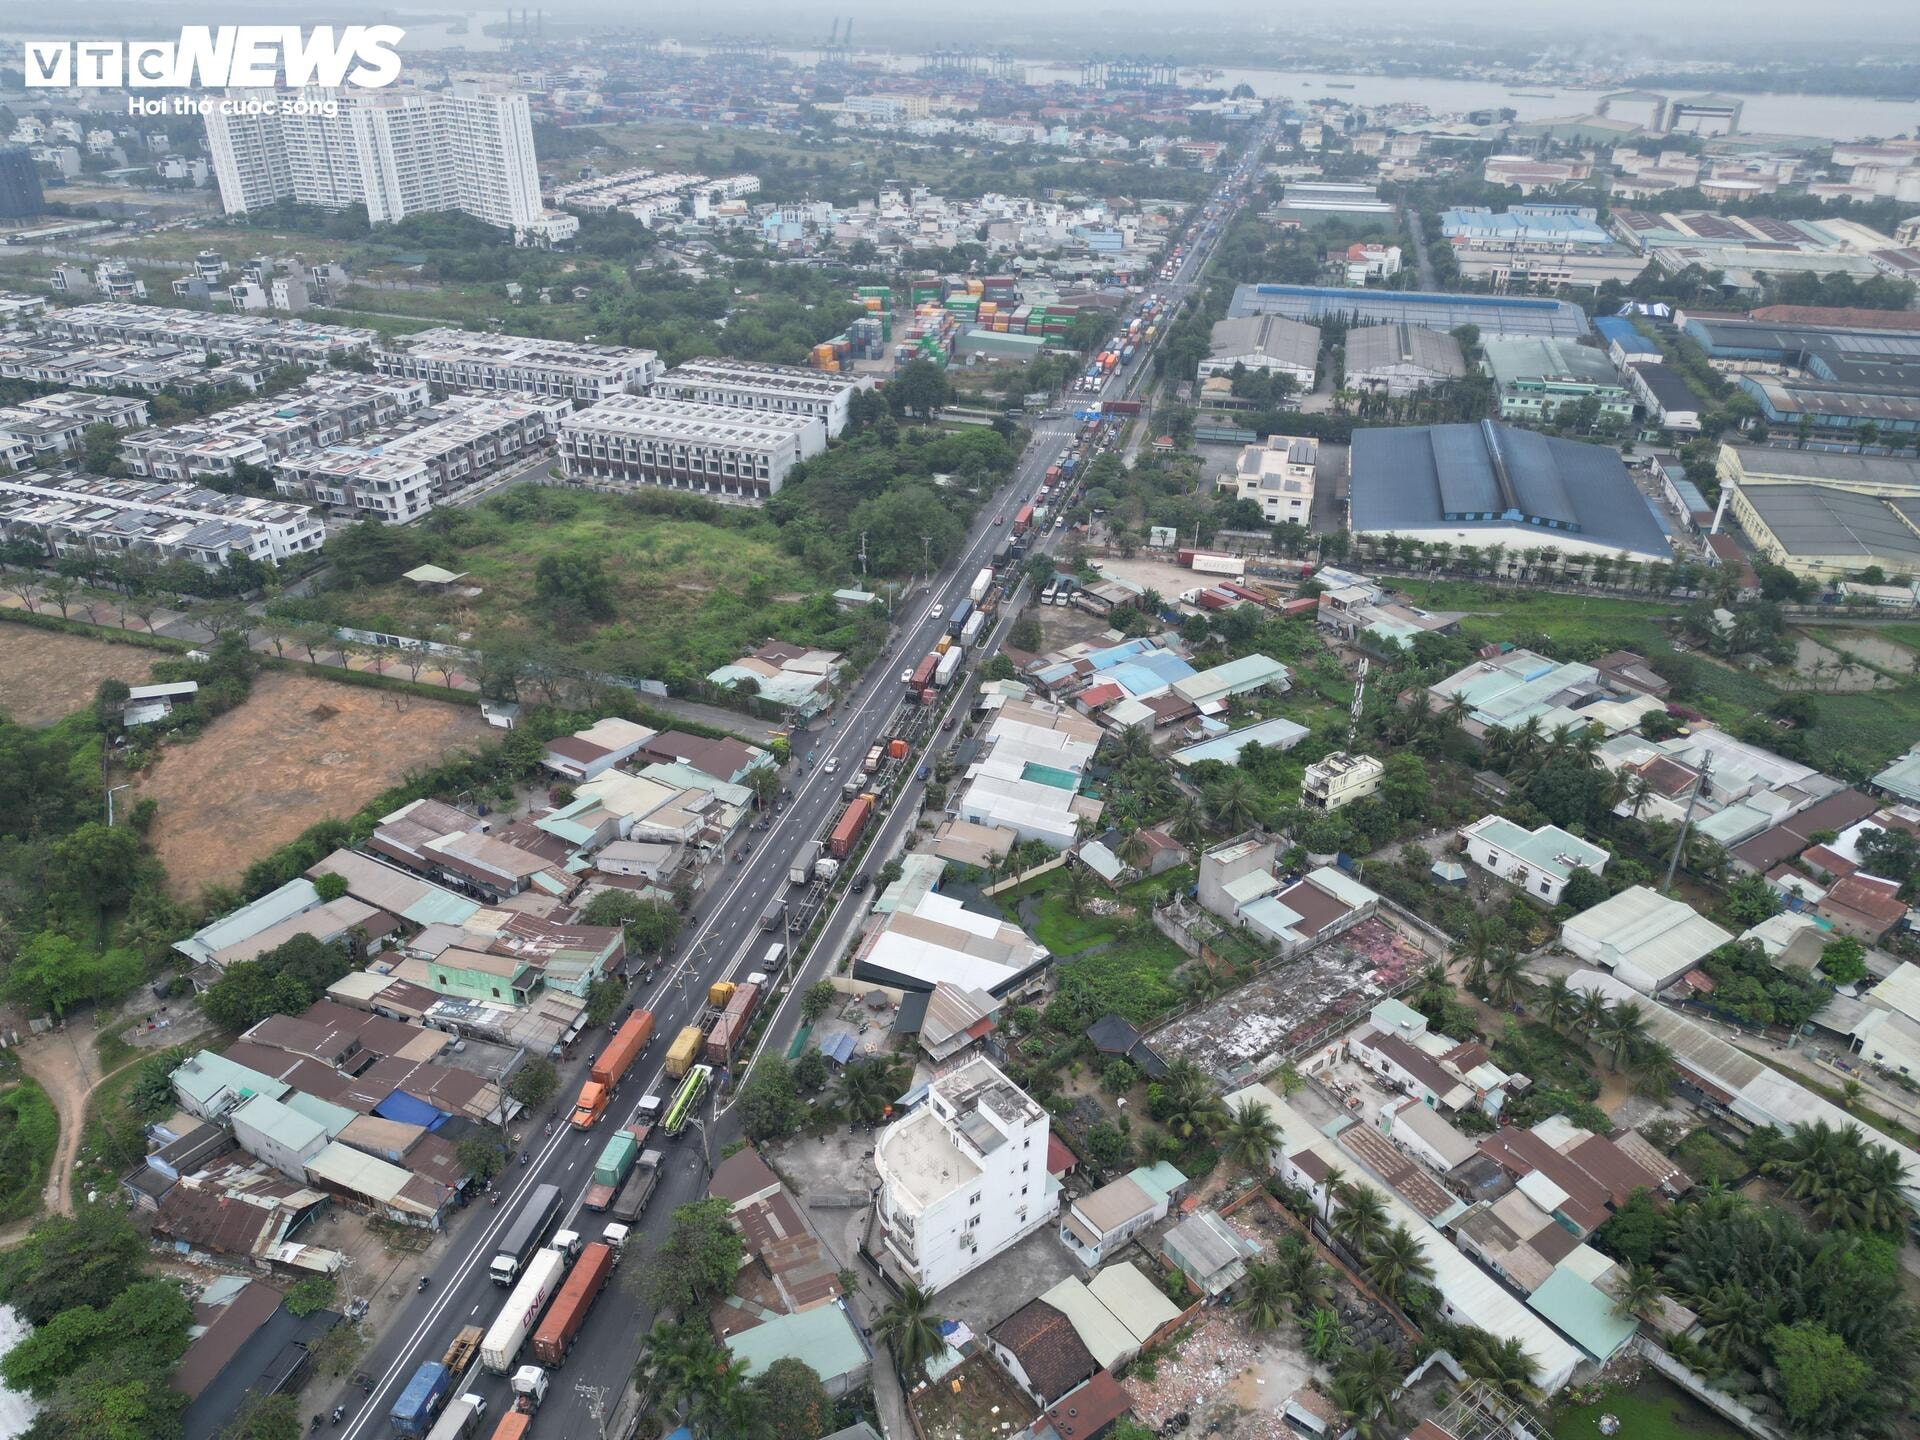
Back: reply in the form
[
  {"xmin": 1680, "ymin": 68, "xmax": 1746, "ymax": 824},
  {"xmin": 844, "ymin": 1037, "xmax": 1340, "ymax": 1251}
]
[
  {"xmin": 724, "ymin": 1304, "xmax": 869, "ymax": 1385},
  {"xmin": 1527, "ymin": 1267, "xmax": 1637, "ymax": 1362}
]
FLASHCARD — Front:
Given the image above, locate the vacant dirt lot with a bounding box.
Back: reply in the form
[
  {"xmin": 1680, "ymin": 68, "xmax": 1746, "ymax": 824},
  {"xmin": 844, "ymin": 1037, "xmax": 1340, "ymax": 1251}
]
[
  {"xmin": 0, "ymin": 627, "xmax": 163, "ymax": 727},
  {"xmin": 137, "ymin": 670, "xmax": 495, "ymax": 899}
]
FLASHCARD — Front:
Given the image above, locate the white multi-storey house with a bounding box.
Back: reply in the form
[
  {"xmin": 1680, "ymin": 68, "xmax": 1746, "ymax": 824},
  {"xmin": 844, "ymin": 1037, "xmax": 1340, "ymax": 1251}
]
[{"xmin": 873, "ymin": 1058, "xmax": 1058, "ymax": 1292}]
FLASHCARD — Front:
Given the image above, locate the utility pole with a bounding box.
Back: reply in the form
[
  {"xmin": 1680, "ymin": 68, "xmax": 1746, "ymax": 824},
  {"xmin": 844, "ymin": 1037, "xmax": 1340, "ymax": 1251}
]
[
  {"xmin": 921, "ymin": 534, "xmax": 932, "ymax": 583},
  {"xmin": 1663, "ymin": 754, "xmax": 1713, "ymax": 892},
  {"xmin": 573, "ymin": 1382, "xmax": 609, "ymax": 1440},
  {"xmin": 858, "ymin": 531, "xmax": 868, "ymax": 578}
]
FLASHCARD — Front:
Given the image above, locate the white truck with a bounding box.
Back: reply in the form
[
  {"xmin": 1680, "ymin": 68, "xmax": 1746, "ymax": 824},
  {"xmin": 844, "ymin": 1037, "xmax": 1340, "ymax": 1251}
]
[
  {"xmin": 424, "ymin": 1393, "xmax": 489, "ymax": 1440},
  {"xmin": 933, "ymin": 647, "xmax": 962, "ymax": 688},
  {"xmin": 479, "ymin": 1245, "xmax": 567, "ymax": 1375},
  {"xmin": 959, "ymin": 610, "xmax": 986, "ymax": 648},
  {"xmin": 970, "ymin": 567, "xmax": 993, "ymax": 605}
]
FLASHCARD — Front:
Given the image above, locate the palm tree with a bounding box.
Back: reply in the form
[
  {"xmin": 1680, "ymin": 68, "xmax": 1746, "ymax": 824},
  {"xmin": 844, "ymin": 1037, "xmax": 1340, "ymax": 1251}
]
[
  {"xmin": 1536, "ymin": 974, "xmax": 1575, "ymax": 1034},
  {"xmin": 688, "ymin": 1362, "xmax": 767, "ymax": 1440},
  {"xmin": 1208, "ymin": 771, "xmax": 1261, "ymax": 834},
  {"xmin": 1235, "ymin": 1259, "xmax": 1293, "ymax": 1333},
  {"xmin": 1362, "ymin": 1223, "xmax": 1435, "ymax": 1308},
  {"xmin": 1167, "ymin": 794, "xmax": 1208, "ymax": 850},
  {"xmin": 1596, "ymin": 1001, "xmax": 1649, "ymax": 1072},
  {"xmin": 1413, "ymin": 962, "xmax": 1452, "ymax": 1013},
  {"xmin": 1612, "ymin": 1263, "xmax": 1665, "ymax": 1323},
  {"xmin": 1108, "ymin": 724, "xmax": 1151, "ymax": 765},
  {"xmin": 1062, "ymin": 861, "xmax": 1092, "ymax": 916},
  {"xmin": 1461, "ymin": 917, "xmax": 1501, "ymax": 993},
  {"xmin": 1627, "ymin": 1040, "xmax": 1676, "ymax": 1099},
  {"xmin": 1161, "ymin": 1061, "xmax": 1225, "ymax": 1144},
  {"xmin": 1441, "ymin": 691, "xmax": 1471, "ymax": 736},
  {"xmin": 1221, "ymin": 1099, "xmax": 1281, "ymax": 1175},
  {"xmin": 1454, "ymin": 1330, "xmax": 1542, "ymax": 1403},
  {"xmin": 1317, "ymin": 1163, "xmax": 1346, "ymax": 1224},
  {"xmin": 1332, "ymin": 1342, "xmax": 1403, "ymax": 1437},
  {"xmin": 836, "ymin": 1058, "xmax": 903, "ymax": 1126},
  {"xmin": 637, "ymin": 1319, "xmax": 723, "ymax": 1425},
  {"xmin": 1696, "ymin": 1280, "xmax": 1775, "ymax": 1371},
  {"xmin": 1330, "ymin": 1182, "xmax": 1390, "ymax": 1259},
  {"xmin": 1117, "ymin": 827, "xmax": 1152, "ymax": 872},
  {"xmin": 1573, "ymin": 987, "xmax": 1609, "ymax": 1040},
  {"xmin": 1624, "ymin": 773, "xmax": 1655, "ymax": 820},
  {"xmin": 873, "ymin": 1281, "xmax": 949, "ymax": 1381},
  {"xmin": 1484, "ymin": 950, "xmax": 1529, "ymax": 1007}
]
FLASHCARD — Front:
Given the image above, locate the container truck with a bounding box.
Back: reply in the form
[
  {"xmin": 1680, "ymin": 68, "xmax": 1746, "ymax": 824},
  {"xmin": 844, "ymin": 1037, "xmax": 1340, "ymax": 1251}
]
[
  {"xmin": 530, "ymin": 1239, "xmax": 616, "ymax": 1367},
  {"xmin": 486, "ymin": 1370, "xmax": 548, "ymax": 1440},
  {"xmin": 704, "ymin": 982, "xmax": 762, "ymax": 1067},
  {"xmin": 887, "ymin": 737, "xmax": 909, "ymax": 762},
  {"xmin": 934, "ymin": 648, "xmax": 962, "ymax": 688},
  {"xmin": 391, "ymin": 1363, "xmax": 452, "ymax": 1437},
  {"xmin": 425, "ymin": 1394, "xmax": 490, "ymax": 1440},
  {"xmin": 609, "ymin": 1148, "xmax": 664, "ymax": 1223},
  {"xmin": 480, "ymin": 1246, "xmax": 568, "ymax": 1374},
  {"xmin": 960, "ymin": 611, "xmax": 986, "ymax": 647},
  {"xmin": 909, "ymin": 654, "xmax": 939, "ymax": 691},
  {"xmin": 790, "ymin": 840, "xmax": 822, "ymax": 885},
  {"xmin": 570, "ymin": 1009, "xmax": 654, "ymax": 1129},
  {"xmin": 829, "ymin": 794, "xmax": 874, "ymax": 858},
  {"xmin": 1012, "ymin": 504, "xmax": 1034, "ymax": 534},
  {"xmin": 489, "ymin": 1183, "xmax": 561, "ymax": 1287},
  {"xmin": 581, "ymin": 1128, "xmax": 639, "ymax": 1212},
  {"xmin": 1196, "ymin": 588, "xmax": 1235, "ymax": 612},
  {"xmin": 862, "ymin": 744, "xmax": 883, "ymax": 776},
  {"xmin": 664, "ymin": 1025, "xmax": 703, "ymax": 1079}
]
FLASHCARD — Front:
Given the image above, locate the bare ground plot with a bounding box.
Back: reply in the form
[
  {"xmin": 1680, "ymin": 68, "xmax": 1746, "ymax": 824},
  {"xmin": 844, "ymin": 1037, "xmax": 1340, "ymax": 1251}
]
[
  {"xmin": 0, "ymin": 626, "xmax": 163, "ymax": 726},
  {"xmin": 136, "ymin": 670, "xmax": 495, "ymax": 899}
]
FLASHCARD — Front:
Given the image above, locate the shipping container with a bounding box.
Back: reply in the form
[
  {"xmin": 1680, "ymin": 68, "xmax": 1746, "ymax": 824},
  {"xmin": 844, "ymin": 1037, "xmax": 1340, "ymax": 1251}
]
[
  {"xmin": 887, "ymin": 738, "xmax": 908, "ymax": 761},
  {"xmin": 480, "ymin": 1247, "xmax": 568, "ymax": 1374},
  {"xmin": 704, "ymin": 981, "xmax": 762, "ymax": 1067},
  {"xmin": 708, "ymin": 981, "xmax": 735, "ymax": 1009},
  {"xmin": 1012, "ymin": 504, "xmax": 1034, "ymax": 534},
  {"xmin": 1196, "ymin": 588, "xmax": 1234, "ymax": 612},
  {"xmin": 863, "ymin": 744, "xmax": 883, "ymax": 775},
  {"xmin": 934, "ymin": 648, "xmax": 962, "ymax": 688},
  {"xmin": 790, "ymin": 840, "xmax": 821, "ymax": 885},
  {"xmin": 530, "ymin": 1241, "xmax": 616, "ymax": 1367},
  {"xmin": 582, "ymin": 1129, "xmax": 639, "ymax": 1211},
  {"xmin": 664, "ymin": 1025, "xmax": 704, "ymax": 1079},
  {"xmin": 960, "ymin": 611, "xmax": 986, "ymax": 648},
  {"xmin": 570, "ymin": 1010, "xmax": 654, "ymax": 1129},
  {"xmin": 829, "ymin": 794, "xmax": 874, "ymax": 858},
  {"xmin": 425, "ymin": 1394, "xmax": 489, "ymax": 1440},
  {"xmin": 391, "ymin": 1363, "xmax": 452, "ymax": 1437},
  {"xmin": 910, "ymin": 653, "xmax": 939, "ymax": 690},
  {"xmin": 947, "ymin": 598, "xmax": 972, "ymax": 635},
  {"xmin": 970, "ymin": 568, "xmax": 993, "ymax": 605},
  {"xmin": 487, "ymin": 1415, "xmax": 532, "ymax": 1440}
]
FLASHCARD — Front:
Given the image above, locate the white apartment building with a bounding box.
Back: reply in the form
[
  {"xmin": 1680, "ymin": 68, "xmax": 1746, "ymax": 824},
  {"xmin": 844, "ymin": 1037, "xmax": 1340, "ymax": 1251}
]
[
  {"xmin": 873, "ymin": 1058, "xmax": 1058, "ymax": 1293},
  {"xmin": 1301, "ymin": 752, "xmax": 1384, "ymax": 812},
  {"xmin": 375, "ymin": 328, "xmax": 659, "ymax": 403},
  {"xmin": 0, "ymin": 472, "xmax": 324, "ymax": 569},
  {"xmin": 207, "ymin": 86, "xmax": 547, "ymax": 240},
  {"xmin": 38, "ymin": 304, "xmax": 375, "ymax": 365},
  {"xmin": 650, "ymin": 358, "xmax": 867, "ymax": 439},
  {"xmin": 121, "ymin": 378, "xmax": 430, "ymax": 482},
  {"xmin": 1460, "ymin": 815, "xmax": 1610, "ymax": 905},
  {"xmin": 1217, "ymin": 434, "xmax": 1317, "ymax": 526},
  {"xmin": 558, "ymin": 395, "xmax": 823, "ymax": 505},
  {"xmin": 273, "ymin": 393, "xmax": 570, "ymax": 522}
]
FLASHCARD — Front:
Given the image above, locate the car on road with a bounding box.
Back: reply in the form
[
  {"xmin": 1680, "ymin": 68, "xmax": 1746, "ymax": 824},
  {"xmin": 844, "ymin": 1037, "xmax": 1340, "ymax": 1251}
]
[
  {"xmin": 994, "ymin": 514, "xmax": 1004, "ymax": 525},
  {"xmin": 900, "ymin": 669, "xmax": 914, "ymax": 684},
  {"xmin": 824, "ymin": 757, "xmax": 839, "ymax": 774},
  {"xmin": 930, "ymin": 604, "xmax": 943, "ymax": 618}
]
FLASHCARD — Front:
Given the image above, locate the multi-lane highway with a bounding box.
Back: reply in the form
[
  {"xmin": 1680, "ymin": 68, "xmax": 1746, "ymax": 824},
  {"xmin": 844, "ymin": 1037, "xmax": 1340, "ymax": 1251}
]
[{"xmin": 331, "ymin": 123, "xmax": 1273, "ymax": 1440}]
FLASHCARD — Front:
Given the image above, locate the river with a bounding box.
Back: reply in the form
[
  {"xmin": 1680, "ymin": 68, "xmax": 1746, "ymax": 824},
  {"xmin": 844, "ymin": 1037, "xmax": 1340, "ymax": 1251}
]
[
  {"xmin": 742, "ymin": 48, "xmax": 1920, "ymax": 144},
  {"xmin": 0, "ymin": 1307, "xmax": 39, "ymax": 1440}
]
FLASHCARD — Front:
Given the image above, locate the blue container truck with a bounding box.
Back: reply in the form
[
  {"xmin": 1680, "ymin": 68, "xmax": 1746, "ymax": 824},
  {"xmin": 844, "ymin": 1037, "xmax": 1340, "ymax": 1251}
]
[{"xmin": 391, "ymin": 1361, "xmax": 452, "ymax": 1436}]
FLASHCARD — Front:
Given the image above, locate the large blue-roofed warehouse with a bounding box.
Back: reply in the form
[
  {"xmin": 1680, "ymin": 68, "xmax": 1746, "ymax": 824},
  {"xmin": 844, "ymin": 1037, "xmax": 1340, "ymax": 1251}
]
[{"xmin": 1347, "ymin": 419, "xmax": 1674, "ymax": 562}]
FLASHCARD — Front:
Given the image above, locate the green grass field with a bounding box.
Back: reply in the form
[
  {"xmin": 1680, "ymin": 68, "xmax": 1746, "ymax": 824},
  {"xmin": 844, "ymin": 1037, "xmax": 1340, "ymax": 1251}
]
[
  {"xmin": 1001, "ymin": 868, "xmax": 1192, "ymax": 1024},
  {"xmin": 1551, "ymin": 1377, "xmax": 1745, "ymax": 1440},
  {"xmin": 321, "ymin": 489, "xmax": 849, "ymax": 678},
  {"xmin": 0, "ymin": 1079, "xmax": 58, "ymax": 1224},
  {"xmin": 1394, "ymin": 579, "xmax": 1920, "ymax": 770}
]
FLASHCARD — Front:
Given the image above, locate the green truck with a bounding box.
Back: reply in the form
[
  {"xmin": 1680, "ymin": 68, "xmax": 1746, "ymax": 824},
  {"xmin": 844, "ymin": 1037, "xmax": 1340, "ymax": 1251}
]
[{"xmin": 582, "ymin": 1128, "xmax": 640, "ymax": 1212}]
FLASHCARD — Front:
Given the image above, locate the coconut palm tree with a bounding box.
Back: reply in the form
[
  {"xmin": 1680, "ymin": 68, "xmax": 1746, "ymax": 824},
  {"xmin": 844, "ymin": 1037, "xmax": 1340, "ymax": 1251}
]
[
  {"xmin": 1627, "ymin": 1040, "xmax": 1676, "ymax": 1099},
  {"xmin": 1484, "ymin": 950, "xmax": 1529, "ymax": 1007},
  {"xmin": 1573, "ymin": 987, "xmax": 1610, "ymax": 1040},
  {"xmin": 1208, "ymin": 771, "xmax": 1261, "ymax": 834},
  {"xmin": 1362, "ymin": 1223, "xmax": 1435, "ymax": 1309},
  {"xmin": 1696, "ymin": 1280, "xmax": 1776, "ymax": 1371},
  {"xmin": 1235, "ymin": 1259, "xmax": 1294, "ymax": 1333},
  {"xmin": 1461, "ymin": 917, "xmax": 1501, "ymax": 993},
  {"xmin": 1167, "ymin": 794, "xmax": 1208, "ymax": 850},
  {"xmin": 1117, "ymin": 827, "xmax": 1152, "ymax": 871},
  {"xmin": 1536, "ymin": 974, "xmax": 1575, "ymax": 1034},
  {"xmin": 637, "ymin": 1319, "xmax": 724, "ymax": 1425},
  {"xmin": 1331, "ymin": 1182, "xmax": 1390, "ymax": 1259},
  {"xmin": 1612, "ymin": 1263, "xmax": 1666, "ymax": 1323},
  {"xmin": 873, "ymin": 1281, "xmax": 949, "ymax": 1382},
  {"xmin": 1331, "ymin": 1342, "xmax": 1403, "ymax": 1437},
  {"xmin": 688, "ymin": 1362, "xmax": 768, "ymax": 1440},
  {"xmin": 1453, "ymin": 1330, "xmax": 1542, "ymax": 1404},
  {"xmin": 1062, "ymin": 861, "xmax": 1092, "ymax": 916},
  {"xmin": 1413, "ymin": 962, "xmax": 1453, "ymax": 1013},
  {"xmin": 1161, "ymin": 1061, "xmax": 1226, "ymax": 1144},
  {"xmin": 1596, "ymin": 1001, "xmax": 1649, "ymax": 1072},
  {"xmin": 1221, "ymin": 1099, "xmax": 1282, "ymax": 1176},
  {"xmin": 1317, "ymin": 1163, "xmax": 1346, "ymax": 1224},
  {"xmin": 1108, "ymin": 723, "xmax": 1151, "ymax": 766},
  {"xmin": 837, "ymin": 1058, "xmax": 903, "ymax": 1126}
]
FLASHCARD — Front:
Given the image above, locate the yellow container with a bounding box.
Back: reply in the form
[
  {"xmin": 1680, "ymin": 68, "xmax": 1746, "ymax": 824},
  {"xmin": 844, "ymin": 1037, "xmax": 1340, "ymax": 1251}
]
[
  {"xmin": 708, "ymin": 981, "xmax": 735, "ymax": 1008},
  {"xmin": 966, "ymin": 278, "xmax": 984, "ymax": 295},
  {"xmin": 664, "ymin": 1026, "xmax": 703, "ymax": 1079}
]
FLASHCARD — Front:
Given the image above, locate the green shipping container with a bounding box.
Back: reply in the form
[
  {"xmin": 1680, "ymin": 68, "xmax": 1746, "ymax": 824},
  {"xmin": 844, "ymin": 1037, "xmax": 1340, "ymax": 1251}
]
[{"xmin": 593, "ymin": 1130, "xmax": 639, "ymax": 1188}]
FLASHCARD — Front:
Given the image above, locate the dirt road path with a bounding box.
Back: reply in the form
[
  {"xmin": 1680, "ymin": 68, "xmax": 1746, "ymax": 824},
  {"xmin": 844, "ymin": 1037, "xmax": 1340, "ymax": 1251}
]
[{"xmin": 11, "ymin": 1014, "xmax": 143, "ymax": 1222}]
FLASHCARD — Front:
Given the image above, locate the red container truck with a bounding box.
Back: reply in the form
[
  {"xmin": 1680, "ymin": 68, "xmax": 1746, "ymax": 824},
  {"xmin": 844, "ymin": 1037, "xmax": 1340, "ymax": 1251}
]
[
  {"xmin": 529, "ymin": 1241, "xmax": 615, "ymax": 1367},
  {"xmin": 829, "ymin": 795, "xmax": 874, "ymax": 858},
  {"xmin": 570, "ymin": 1010, "xmax": 654, "ymax": 1129},
  {"xmin": 1012, "ymin": 504, "xmax": 1034, "ymax": 534},
  {"xmin": 908, "ymin": 654, "xmax": 939, "ymax": 692},
  {"xmin": 702, "ymin": 982, "xmax": 762, "ymax": 1067}
]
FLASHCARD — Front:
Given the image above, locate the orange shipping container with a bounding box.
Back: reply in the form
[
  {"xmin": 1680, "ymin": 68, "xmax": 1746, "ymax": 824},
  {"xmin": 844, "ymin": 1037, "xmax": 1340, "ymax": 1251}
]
[
  {"xmin": 887, "ymin": 738, "xmax": 908, "ymax": 760},
  {"xmin": 488, "ymin": 1415, "xmax": 532, "ymax": 1440},
  {"xmin": 530, "ymin": 1241, "xmax": 615, "ymax": 1366},
  {"xmin": 570, "ymin": 1010, "xmax": 654, "ymax": 1129}
]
